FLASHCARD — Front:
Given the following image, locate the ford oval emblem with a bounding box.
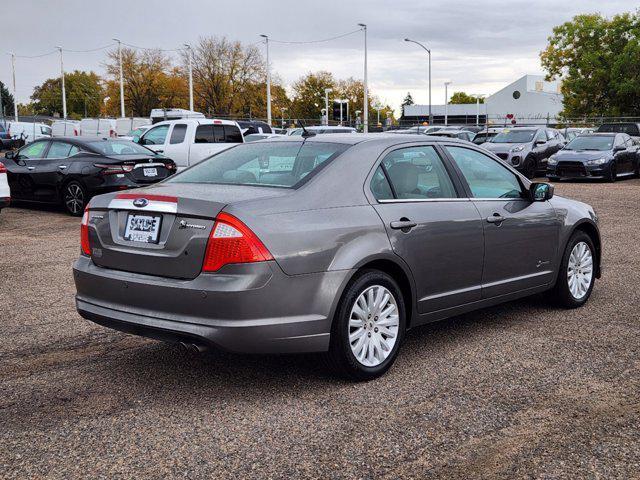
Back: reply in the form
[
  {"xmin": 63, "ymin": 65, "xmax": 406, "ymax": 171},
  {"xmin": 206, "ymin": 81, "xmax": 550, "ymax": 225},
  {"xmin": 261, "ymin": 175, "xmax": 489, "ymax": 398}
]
[{"xmin": 133, "ymin": 198, "xmax": 149, "ymax": 208}]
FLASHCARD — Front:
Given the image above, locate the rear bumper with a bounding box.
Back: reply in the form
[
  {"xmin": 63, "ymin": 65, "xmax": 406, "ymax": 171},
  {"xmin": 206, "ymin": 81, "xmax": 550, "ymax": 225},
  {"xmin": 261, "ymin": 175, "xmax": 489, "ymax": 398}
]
[
  {"xmin": 0, "ymin": 197, "xmax": 9, "ymax": 209},
  {"xmin": 73, "ymin": 256, "xmax": 352, "ymax": 354}
]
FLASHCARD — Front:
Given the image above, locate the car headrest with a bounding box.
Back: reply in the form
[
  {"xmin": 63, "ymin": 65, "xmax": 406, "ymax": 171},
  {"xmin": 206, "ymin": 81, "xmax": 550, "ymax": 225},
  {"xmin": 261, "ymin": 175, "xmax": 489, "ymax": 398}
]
[{"xmin": 387, "ymin": 162, "xmax": 419, "ymax": 196}]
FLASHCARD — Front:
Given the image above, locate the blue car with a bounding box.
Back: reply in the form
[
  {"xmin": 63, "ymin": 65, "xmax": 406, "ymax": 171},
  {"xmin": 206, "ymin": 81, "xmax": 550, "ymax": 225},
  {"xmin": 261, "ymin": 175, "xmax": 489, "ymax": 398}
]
[{"xmin": 547, "ymin": 133, "xmax": 639, "ymax": 182}]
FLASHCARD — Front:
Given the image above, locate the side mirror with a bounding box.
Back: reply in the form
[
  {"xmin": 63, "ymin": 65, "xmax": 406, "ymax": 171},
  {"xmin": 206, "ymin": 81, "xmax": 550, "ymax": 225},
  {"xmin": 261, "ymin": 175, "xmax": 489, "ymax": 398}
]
[
  {"xmin": 530, "ymin": 182, "xmax": 554, "ymax": 201},
  {"xmin": 535, "ymin": 140, "xmax": 547, "ymax": 146},
  {"xmin": 613, "ymin": 145, "xmax": 625, "ymax": 152},
  {"xmin": 4, "ymin": 150, "xmax": 14, "ymax": 159}
]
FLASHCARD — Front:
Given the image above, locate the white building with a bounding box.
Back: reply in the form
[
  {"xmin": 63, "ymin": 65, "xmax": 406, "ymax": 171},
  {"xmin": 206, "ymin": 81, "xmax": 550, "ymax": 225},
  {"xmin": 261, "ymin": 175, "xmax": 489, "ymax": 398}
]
[{"xmin": 403, "ymin": 74, "xmax": 563, "ymax": 125}]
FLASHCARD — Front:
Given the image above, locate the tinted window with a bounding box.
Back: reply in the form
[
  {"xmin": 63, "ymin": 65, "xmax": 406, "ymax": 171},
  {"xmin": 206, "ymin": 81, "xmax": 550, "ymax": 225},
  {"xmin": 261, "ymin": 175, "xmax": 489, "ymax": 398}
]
[
  {"xmin": 88, "ymin": 140, "xmax": 155, "ymax": 156},
  {"xmin": 195, "ymin": 125, "xmax": 214, "ymax": 143},
  {"xmin": 170, "ymin": 124, "xmax": 187, "ymax": 144},
  {"xmin": 46, "ymin": 142, "xmax": 73, "ymax": 158},
  {"xmin": 446, "ymin": 146, "xmax": 523, "ymax": 199},
  {"xmin": 370, "ymin": 166, "xmax": 393, "ymax": 200},
  {"xmin": 18, "ymin": 141, "xmax": 48, "ymax": 159},
  {"xmin": 380, "ymin": 146, "xmax": 456, "ymax": 199},
  {"xmin": 167, "ymin": 142, "xmax": 349, "ymax": 188},
  {"xmin": 597, "ymin": 123, "xmax": 640, "ymax": 136},
  {"xmin": 224, "ymin": 125, "xmax": 243, "ymax": 143},
  {"xmin": 214, "ymin": 125, "xmax": 225, "ymax": 143},
  {"xmin": 142, "ymin": 125, "xmax": 169, "ymax": 145}
]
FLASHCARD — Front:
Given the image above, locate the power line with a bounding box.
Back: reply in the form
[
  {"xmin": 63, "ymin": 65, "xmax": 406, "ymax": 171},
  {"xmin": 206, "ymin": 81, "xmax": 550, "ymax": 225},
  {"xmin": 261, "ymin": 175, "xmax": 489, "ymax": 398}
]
[
  {"xmin": 269, "ymin": 28, "xmax": 362, "ymax": 45},
  {"xmin": 63, "ymin": 44, "xmax": 116, "ymax": 53},
  {"xmin": 120, "ymin": 41, "xmax": 185, "ymax": 52},
  {"xmin": 10, "ymin": 50, "xmax": 58, "ymax": 59}
]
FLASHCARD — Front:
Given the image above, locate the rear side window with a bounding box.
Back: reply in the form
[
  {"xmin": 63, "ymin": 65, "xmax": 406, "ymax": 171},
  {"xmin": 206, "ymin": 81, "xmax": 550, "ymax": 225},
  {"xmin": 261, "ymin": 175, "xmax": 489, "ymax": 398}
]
[
  {"xmin": 370, "ymin": 166, "xmax": 394, "ymax": 200},
  {"xmin": 224, "ymin": 125, "xmax": 243, "ymax": 143},
  {"xmin": 446, "ymin": 146, "xmax": 523, "ymax": 199},
  {"xmin": 167, "ymin": 141, "xmax": 349, "ymax": 188},
  {"xmin": 170, "ymin": 124, "xmax": 187, "ymax": 144},
  {"xmin": 598, "ymin": 123, "xmax": 640, "ymax": 136},
  {"xmin": 46, "ymin": 142, "xmax": 73, "ymax": 158},
  {"xmin": 379, "ymin": 146, "xmax": 457, "ymax": 199},
  {"xmin": 195, "ymin": 125, "xmax": 214, "ymax": 143}
]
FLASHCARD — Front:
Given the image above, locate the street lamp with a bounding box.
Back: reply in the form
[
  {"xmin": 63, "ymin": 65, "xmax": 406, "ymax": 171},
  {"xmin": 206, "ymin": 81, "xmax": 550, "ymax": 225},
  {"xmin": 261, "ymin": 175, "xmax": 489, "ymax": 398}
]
[
  {"xmin": 56, "ymin": 46, "xmax": 67, "ymax": 119},
  {"xmin": 183, "ymin": 43, "xmax": 194, "ymax": 112},
  {"xmin": 444, "ymin": 81, "xmax": 452, "ymax": 125},
  {"xmin": 259, "ymin": 34, "xmax": 271, "ymax": 126},
  {"xmin": 404, "ymin": 38, "xmax": 431, "ymax": 125},
  {"xmin": 471, "ymin": 94, "xmax": 486, "ymax": 126},
  {"xmin": 112, "ymin": 39, "xmax": 125, "ymax": 118},
  {"xmin": 281, "ymin": 107, "xmax": 287, "ymax": 128},
  {"xmin": 324, "ymin": 88, "xmax": 332, "ymax": 126},
  {"xmin": 358, "ymin": 23, "xmax": 368, "ymax": 133}
]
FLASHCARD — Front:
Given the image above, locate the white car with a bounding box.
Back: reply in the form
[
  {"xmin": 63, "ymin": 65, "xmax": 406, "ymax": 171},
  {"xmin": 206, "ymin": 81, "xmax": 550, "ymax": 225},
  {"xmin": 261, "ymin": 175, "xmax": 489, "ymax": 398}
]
[
  {"xmin": 115, "ymin": 117, "xmax": 150, "ymax": 137},
  {"xmin": 79, "ymin": 118, "xmax": 117, "ymax": 138},
  {"xmin": 150, "ymin": 108, "xmax": 205, "ymax": 124},
  {"xmin": 138, "ymin": 118, "xmax": 244, "ymax": 169},
  {"xmin": 51, "ymin": 120, "xmax": 80, "ymax": 137},
  {"xmin": 7, "ymin": 121, "xmax": 52, "ymax": 142},
  {"xmin": 0, "ymin": 160, "xmax": 10, "ymax": 213}
]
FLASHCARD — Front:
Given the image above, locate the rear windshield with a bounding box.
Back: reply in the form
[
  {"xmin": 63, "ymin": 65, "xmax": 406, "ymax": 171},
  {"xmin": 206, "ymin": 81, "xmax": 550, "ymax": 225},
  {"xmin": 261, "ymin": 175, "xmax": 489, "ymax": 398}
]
[
  {"xmin": 167, "ymin": 141, "xmax": 349, "ymax": 188},
  {"xmin": 491, "ymin": 129, "xmax": 537, "ymax": 143},
  {"xmin": 597, "ymin": 123, "xmax": 640, "ymax": 135},
  {"xmin": 564, "ymin": 136, "xmax": 614, "ymax": 151},
  {"xmin": 88, "ymin": 140, "xmax": 155, "ymax": 156}
]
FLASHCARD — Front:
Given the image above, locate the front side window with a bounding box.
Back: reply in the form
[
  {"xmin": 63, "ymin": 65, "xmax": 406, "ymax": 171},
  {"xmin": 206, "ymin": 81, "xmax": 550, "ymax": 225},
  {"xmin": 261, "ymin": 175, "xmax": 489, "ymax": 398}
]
[
  {"xmin": 18, "ymin": 141, "xmax": 48, "ymax": 159},
  {"xmin": 46, "ymin": 142, "xmax": 73, "ymax": 158},
  {"xmin": 170, "ymin": 124, "xmax": 187, "ymax": 144},
  {"xmin": 142, "ymin": 125, "xmax": 169, "ymax": 145},
  {"xmin": 167, "ymin": 141, "xmax": 349, "ymax": 188},
  {"xmin": 446, "ymin": 146, "xmax": 523, "ymax": 199},
  {"xmin": 376, "ymin": 146, "xmax": 457, "ymax": 200}
]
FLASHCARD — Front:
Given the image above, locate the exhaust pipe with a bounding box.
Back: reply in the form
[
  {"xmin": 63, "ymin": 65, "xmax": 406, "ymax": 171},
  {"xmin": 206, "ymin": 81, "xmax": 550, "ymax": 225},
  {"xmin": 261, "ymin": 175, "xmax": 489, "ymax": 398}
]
[{"xmin": 178, "ymin": 342, "xmax": 208, "ymax": 353}]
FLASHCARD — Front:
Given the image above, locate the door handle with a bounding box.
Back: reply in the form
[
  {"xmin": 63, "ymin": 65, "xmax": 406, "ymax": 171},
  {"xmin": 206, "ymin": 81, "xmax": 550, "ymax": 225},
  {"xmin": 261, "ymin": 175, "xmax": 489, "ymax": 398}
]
[
  {"xmin": 58, "ymin": 165, "xmax": 67, "ymax": 170},
  {"xmin": 486, "ymin": 213, "xmax": 505, "ymax": 224},
  {"xmin": 390, "ymin": 219, "xmax": 417, "ymax": 230},
  {"xmin": 27, "ymin": 166, "xmax": 35, "ymax": 170},
  {"xmin": 156, "ymin": 149, "xmax": 164, "ymax": 153}
]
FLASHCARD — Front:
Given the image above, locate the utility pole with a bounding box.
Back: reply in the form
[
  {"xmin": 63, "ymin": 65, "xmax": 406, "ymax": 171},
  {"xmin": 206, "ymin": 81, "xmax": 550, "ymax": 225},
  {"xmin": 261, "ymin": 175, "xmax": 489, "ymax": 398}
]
[
  {"xmin": 444, "ymin": 81, "xmax": 452, "ymax": 125},
  {"xmin": 10, "ymin": 53, "xmax": 17, "ymax": 121},
  {"xmin": 358, "ymin": 23, "xmax": 368, "ymax": 133},
  {"xmin": 260, "ymin": 34, "xmax": 271, "ymax": 126},
  {"xmin": 113, "ymin": 39, "xmax": 125, "ymax": 118},
  {"xmin": 56, "ymin": 47, "xmax": 67, "ymax": 119},
  {"xmin": 404, "ymin": 39, "xmax": 432, "ymax": 124},
  {"xmin": 184, "ymin": 43, "xmax": 194, "ymax": 111},
  {"xmin": 324, "ymin": 88, "xmax": 332, "ymax": 126}
]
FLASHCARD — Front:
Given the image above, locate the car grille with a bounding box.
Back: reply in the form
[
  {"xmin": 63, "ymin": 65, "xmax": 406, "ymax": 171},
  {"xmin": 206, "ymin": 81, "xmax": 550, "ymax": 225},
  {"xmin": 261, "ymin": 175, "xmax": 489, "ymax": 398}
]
[
  {"xmin": 496, "ymin": 153, "xmax": 509, "ymax": 160},
  {"xmin": 557, "ymin": 161, "xmax": 587, "ymax": 177}
]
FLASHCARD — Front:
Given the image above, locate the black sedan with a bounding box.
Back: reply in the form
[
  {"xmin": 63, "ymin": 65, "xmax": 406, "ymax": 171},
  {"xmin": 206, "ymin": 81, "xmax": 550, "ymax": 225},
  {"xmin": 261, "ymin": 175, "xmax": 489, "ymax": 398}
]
[
  {"xmin": 3, "ymin": 137, "xmax": 176, "ymax": 215},
  {"xmin": 546, "ymin": 133, "xmax": 639, "ymax": 182}
]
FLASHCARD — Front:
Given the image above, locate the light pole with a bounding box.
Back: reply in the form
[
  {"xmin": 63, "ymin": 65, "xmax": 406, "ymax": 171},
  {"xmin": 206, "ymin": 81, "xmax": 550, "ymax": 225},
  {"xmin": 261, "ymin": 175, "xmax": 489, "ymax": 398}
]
[
  {"xmin": 260, "ymin": 34, "xmax": 271, "ymax": 126},
  {"xmin": 336, "ymin": 99, "xmax": 343, "ymax": 125},
  {"xmin": 444, "ymin": 81, "xmax": 452, "ymax": 125},
  {"xmin": 112, "ymin": 39, "xmax": 125, "ymax": 118},
  {"xmin": 345, "ymin": 100, "xmax": 349, "ymax": 126},
  {"xmin": 358, "ymin": 23, "xmax": 368, "ymax": 133},
  {"xmin": 56, "ymin": 47, "xmax": 67, "ymax": 119},
  {"xmin": 10, "ymin": 53, "xmax": 17, "ymax": 120},
  {"xmin": 281, "ymin": 107, "xmax": 287, "ymax": 128},
  {"xmin": 324, "ymin": 88, "xmax": 332, "ymax": 126},
  {"xmin": 184, "ymin": 43, "xmax": 194, "ymax": 112},
  {"xmin": 472, "ymin": 94, "xmax": 485, "ymax": 126},
  {"xmin": 404, "ymin": 38, "xmax": 431, "ymax": 125}
]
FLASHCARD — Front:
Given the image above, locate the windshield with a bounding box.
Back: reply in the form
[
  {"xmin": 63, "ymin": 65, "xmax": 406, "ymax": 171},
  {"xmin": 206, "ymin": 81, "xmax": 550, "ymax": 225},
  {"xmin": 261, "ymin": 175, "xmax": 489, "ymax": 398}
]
[
  {"xmin": 491, "ymin": 129, "xmax": 537, "ymax": 144},
  {"xmin": 167, "ymin": 141, "xmax": 349, "ymax": 188},
  {"xmin": 88, "ymin": 140, "xmax": 156, "ymax": 156},
  {"xmin": 564, "ymin": 136, "xmax": 614, "ymax": 151}
]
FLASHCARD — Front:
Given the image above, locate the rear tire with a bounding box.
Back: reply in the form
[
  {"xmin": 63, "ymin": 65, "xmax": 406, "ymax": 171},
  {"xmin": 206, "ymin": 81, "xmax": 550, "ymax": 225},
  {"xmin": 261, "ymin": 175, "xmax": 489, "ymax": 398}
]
[
  {"xmin": 62, "ymin": 180, "xmax": 87, "ymax": 216},
  {"xmin": 326, "ymin": 269, "xmax": 406, "ymax": 381},
  {"xmin": 552, "ymin": 231, "xmax": 596, "ymax": 308}
]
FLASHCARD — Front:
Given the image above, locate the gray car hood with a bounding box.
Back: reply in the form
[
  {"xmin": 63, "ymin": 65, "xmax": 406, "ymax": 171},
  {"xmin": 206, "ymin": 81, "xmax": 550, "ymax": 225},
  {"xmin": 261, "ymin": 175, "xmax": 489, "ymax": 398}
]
[{"xmin": 552, "ymin": 150, "xmax": 611, "ymax": 162}]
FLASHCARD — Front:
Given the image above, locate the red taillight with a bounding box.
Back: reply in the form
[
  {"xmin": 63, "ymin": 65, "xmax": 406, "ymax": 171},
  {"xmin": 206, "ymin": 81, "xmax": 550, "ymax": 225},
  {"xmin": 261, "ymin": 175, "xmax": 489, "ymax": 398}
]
[
  {"xmin": 95, "ymin": 163, "xmax": 134, "ymax": 175},
  {"xmin": 80, "ymin": 207, "xmax": 91, "ymax": 256},
  {"xmin": 202, "ymin": 212, "xmax": 273, "ymax": 272},
  {"xmin": 110, "ymin": 129, "xmax": 117, "ymax": 138},
  {"xmin": 0, "ymin": 162, "xmax": 7, "ymax": 174}
]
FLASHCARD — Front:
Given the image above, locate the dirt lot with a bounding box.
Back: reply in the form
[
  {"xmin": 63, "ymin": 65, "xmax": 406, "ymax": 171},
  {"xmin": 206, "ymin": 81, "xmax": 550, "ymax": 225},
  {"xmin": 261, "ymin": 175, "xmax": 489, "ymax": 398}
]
[{"xmin": 1, "ymin": 179, "xmax": 639, "ymax": 479}]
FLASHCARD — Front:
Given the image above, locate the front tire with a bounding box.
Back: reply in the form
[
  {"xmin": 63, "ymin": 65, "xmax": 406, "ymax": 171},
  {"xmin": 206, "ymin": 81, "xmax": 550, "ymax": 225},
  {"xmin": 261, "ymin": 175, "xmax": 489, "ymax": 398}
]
[
  {"xmin": 523, "ymin": 156, "xmax": 536, "ymax": 179},
  {"xmin": 62, "ymin": 180, "xmax": 87, "ymax": 216},
  {"xmin": 552, "ymin": 231, "xmax": 596, "ymax": 308},
  {"xmin": 607, "ymin": 163, "xmax": 617, "ymax": 182},
  {"xmin": 326, "ymin": 270, "xmax": 406, "ymax": 381}
]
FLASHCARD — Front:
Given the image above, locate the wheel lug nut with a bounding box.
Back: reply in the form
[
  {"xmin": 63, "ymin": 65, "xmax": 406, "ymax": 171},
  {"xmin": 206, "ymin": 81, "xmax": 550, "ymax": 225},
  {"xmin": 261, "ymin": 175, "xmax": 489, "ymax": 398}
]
[
  {"xmin": 374, "ymin": 327, "xmax": 379, "ymax": 333},
  {"xmin": 368, "ymin": 332, "xmax": 371, "ymax": 337}
]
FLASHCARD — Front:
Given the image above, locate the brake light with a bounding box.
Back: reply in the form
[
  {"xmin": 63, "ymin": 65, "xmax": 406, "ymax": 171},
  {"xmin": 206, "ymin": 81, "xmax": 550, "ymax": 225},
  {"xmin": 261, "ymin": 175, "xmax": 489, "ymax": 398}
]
[
  {"xmin": 80, "ymin": 207, "xmax": 91, "ymax": 256},
  {"xmin": 202, "ymin": 212, "xmax": 273, "ymax": 272},
  {"xmin": 0, "ymin": 162, "xmax": 6, "ymax": 174},
  {"xmin": 95, "ymin": 163, "xmax": 134, "ymax": 175},
  {"xmin": 110, "ymin": 129, "xmax": 117, "ymax": 138}
]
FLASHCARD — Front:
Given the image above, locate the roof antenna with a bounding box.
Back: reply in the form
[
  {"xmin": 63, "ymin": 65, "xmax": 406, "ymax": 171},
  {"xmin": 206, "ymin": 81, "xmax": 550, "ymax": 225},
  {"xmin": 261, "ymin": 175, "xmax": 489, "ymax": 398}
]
[{"xmin": 298, "ymin": 119, "xmax": 315, "ymax": 138}]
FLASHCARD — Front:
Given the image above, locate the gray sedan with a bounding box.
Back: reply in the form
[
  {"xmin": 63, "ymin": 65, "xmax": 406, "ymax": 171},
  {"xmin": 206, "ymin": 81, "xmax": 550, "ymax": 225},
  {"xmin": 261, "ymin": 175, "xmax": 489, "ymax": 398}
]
[{"xmin": 74, "ymin": 134, "xmax": 602, "ymax": 380}]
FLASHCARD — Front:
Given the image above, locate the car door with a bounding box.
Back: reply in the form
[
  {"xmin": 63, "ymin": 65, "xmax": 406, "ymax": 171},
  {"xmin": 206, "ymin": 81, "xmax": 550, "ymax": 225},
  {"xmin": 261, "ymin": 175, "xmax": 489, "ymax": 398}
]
[
  {"xmin": 369, "ymin": 144, "xmax": 484, "ymax": 313},
  {"xmin": 6, "ymin": 140, "xmax": 50, "ymax": 200},
  {"xmin": 161, "ymin": 123, "xmax": 189, "ymax": 167},
  {"xmin": 31, "ymin": 141, "xmax": 80, "ymax": 201},
  {"xmin": 139, "ymin": 124, "xmax": 170, "ymax": 155},
  {"xmin": 444, "ymin": 145, "xmax": 560, "ymax": 298}
]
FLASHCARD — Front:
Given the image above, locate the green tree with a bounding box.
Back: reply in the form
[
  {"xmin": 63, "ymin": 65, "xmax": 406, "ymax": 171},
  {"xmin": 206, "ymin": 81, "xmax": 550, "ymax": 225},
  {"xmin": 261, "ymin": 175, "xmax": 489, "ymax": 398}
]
[
  {"xmin": 610, "ymin": 38, "xmax": 640, "ymax": 116},
  {"xmin": 449, "ymin": 91, "xmax": 483, "ymax": 104},
  {"xmin": 540, "ymin": 11, "xmax": 640, "ymax": 117},
  {"xmin": 290, "ymin": 71, "xmax": 336, "ymax": 120},
  {"xmin": 30, "ymin": 70, "xmax": 103, "ymax": 119},
  {"xmin": 0, "ymin": 81, "xmax": 15, "ymax": 119},
  {"xmin": 400, "ymin": 92, "xmax": 414, "ymax": 116}
]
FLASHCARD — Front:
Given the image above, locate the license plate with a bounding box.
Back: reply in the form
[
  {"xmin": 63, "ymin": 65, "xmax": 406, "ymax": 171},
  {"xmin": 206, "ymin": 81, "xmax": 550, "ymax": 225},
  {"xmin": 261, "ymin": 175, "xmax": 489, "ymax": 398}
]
[
  {"xmin": 124, "ymin": 214, "xmax": 162, "ymax": 243},
  {"xmin": 143, "ymin": 167, "xmax": 158, "ymax": 177}
]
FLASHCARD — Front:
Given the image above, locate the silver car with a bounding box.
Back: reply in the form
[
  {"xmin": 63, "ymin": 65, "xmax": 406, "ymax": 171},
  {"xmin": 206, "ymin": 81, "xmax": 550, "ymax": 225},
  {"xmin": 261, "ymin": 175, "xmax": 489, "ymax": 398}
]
[{"xmin": 74, "ymin": 134, "xmax": 601, "ymax": 380}]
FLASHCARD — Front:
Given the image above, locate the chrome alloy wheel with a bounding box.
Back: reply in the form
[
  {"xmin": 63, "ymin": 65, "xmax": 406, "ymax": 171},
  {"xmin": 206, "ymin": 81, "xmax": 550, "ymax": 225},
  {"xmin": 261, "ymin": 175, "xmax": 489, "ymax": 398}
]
[
  {"xmin": 567, "ymin": 241, "xmax": 593, "ymax": 300},
  {"xmin": 64, "ymin": 184, "xmax": 85, "ymax": 215},
  {"xmin": 349, "ymin": 285, "xmax": 399, "ymax": 367}
]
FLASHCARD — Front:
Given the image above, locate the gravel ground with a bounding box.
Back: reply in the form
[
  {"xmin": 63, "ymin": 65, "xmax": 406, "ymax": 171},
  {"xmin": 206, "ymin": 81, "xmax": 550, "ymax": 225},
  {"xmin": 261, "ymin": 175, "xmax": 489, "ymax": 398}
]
[{"xmin": 1, "ymin": 179, "xmax": 639, "ymax": 479}]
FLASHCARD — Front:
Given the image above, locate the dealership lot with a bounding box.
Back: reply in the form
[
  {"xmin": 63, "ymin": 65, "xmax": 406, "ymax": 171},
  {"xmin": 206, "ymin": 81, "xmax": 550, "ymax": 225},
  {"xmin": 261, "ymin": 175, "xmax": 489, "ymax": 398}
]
[{"xmin": 1, "ymin": 179, "xmax": 639, "ymax": 478}]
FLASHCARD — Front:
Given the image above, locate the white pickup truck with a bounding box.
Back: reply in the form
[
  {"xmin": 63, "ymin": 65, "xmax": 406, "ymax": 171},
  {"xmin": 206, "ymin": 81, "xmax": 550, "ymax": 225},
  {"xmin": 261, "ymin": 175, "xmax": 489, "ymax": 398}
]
[{"xmin": 138, "ymin": 119, "xmax": 244, "ymax": 169}]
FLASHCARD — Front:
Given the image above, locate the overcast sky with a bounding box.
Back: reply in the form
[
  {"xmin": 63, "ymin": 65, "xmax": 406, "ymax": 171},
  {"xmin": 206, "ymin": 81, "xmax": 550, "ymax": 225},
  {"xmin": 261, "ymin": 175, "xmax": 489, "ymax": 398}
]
[{"xmin": 2, "ymin": 0, "xmax": 634, "ymax": 113}]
